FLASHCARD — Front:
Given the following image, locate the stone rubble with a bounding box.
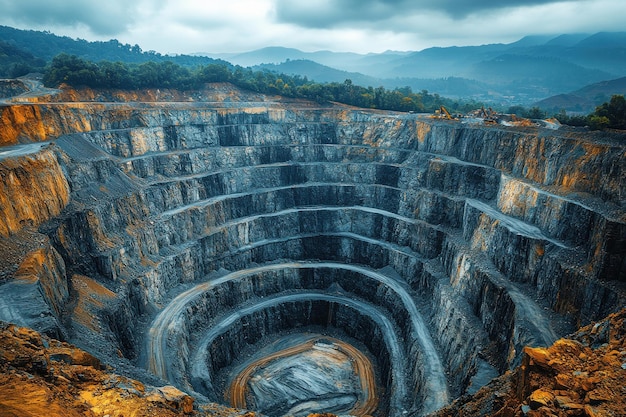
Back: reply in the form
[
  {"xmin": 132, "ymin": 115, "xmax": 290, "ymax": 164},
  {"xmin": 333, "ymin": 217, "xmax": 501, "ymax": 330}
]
[
  {"xmin": 430, "ymin": 308, "xmax": 626, "ymax": 417},
  {"xmin": 0, "ymin": 321, "xmax": 245, "ymax": 416}
]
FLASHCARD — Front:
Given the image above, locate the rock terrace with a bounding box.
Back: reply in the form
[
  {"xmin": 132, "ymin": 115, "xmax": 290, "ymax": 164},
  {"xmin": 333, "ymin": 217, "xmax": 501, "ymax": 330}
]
[{"xmin": 0, "ymin": 86, "xmax": 624, "ymax": 416}]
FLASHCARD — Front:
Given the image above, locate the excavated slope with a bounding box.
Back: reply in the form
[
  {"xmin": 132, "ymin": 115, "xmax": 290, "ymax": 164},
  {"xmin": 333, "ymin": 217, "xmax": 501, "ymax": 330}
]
[{"xmin": 0, "ymin": 84, "xmax": 624, "ymax": 417}]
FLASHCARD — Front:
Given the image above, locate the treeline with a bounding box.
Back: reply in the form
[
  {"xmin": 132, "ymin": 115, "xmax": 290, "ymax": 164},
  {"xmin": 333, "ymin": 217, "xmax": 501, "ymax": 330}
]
[
  {"xmin": 0, "ymin": 25, "xmax": 221, "ymax": 67},
  {"xmin": 560, "ymin": 95, "xmax": 626, "ymax": 130},
  {"xmin": 41, "ymin": 53, "xmax": 482, "ymax": 113},
  {"xmin": 0, "ymin": 40, "xmax": 46, "ymax": 77},
  {"xmin": 508, "ymin": 96, "xmax": 626, "ymax": 130}
]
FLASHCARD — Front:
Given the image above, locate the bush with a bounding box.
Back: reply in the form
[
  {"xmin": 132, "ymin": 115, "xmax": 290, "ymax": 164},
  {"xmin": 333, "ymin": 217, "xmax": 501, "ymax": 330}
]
[
  {"xmin": 554, "ymin": 95, "xmax": 625, "ymax": 131},
  {"xmin": 593, "ymin": 95, "xmax": 626, "ymax": 130}
]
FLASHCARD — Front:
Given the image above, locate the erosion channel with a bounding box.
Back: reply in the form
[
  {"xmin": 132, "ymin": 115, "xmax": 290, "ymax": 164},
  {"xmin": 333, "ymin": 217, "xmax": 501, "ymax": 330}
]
[{"xmin": 0, "ymin": 86, "xmax": 624, "ymax": 417}]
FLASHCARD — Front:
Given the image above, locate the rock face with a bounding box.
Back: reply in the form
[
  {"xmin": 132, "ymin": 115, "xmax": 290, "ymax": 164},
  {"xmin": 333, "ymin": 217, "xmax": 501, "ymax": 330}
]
[
  {"xmin": 0, "ymin": 144, "xmax": 69, "ymax": 236},
  {"xmin": 0, "ymin": 85, "xmax": 624, "ymax": 416}
]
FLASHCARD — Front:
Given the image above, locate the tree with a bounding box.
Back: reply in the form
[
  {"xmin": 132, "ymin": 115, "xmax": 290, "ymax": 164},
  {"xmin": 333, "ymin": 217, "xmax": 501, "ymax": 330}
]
[
  {"xmin": 133, "ymin": 61, "xmax": 160, "ymax": 88},
  {"xmin": 399, "ymin": 97, "xmax": 416, "ymax": 112},
  {"xmin": 525, "ymin": 107, "xmax": 546, "ymax": 119},
  {"xmin": 196, "ymin": 64, "xmax": 231, "ymax": 83},
  {"xmin": 41, "ymin": 54, "xmax": 483, "ymax": 114},
  {"xmin": 99, "ymin": 61, "xmax": 131, "ymax": 88},
  {"xmin": 507, "ymin": 106, "xmax": 526, "ymax": 117},
  {"xmin": 593, "ymin": 95, "xmax": 626, "ymax": 130},
  {"xmin": 43, "ymin": 53, "xmax": 99, "ymax": 87},
  {"xmin": 587, "ymin": 115, "xmax": 610, "ymax": 130}
]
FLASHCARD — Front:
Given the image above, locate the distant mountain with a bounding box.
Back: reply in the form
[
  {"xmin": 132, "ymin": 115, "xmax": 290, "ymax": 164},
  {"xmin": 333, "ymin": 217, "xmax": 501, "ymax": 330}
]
[
  {"xmin": 576, "ymin": 31, "xmax": 626, "ymax": 48},
  {"xmin": 0, "ymin": 40, "xmax": 46, "ymax": 77},
  {"xmin": 543, "ymin": 34, "xmax": 591, "ymax": 47},
  {"xmin": 575, "ymin": 75, "xmax": 626, "ymax": 97},
  {"xmin": 205, "ymin": 32, "xmax": 626, "ymax": 81},
  {"xmin": 470, "ymin": 55, "xmax": 612, "ymax": 96},
  {"xmin": 199, "ymin": 46, "xmax": 410, "ymax": 74},
  {"xmin": 534, "ymin": 76, "xmax": 626, "ymax": 113},
  {"xmin": 207, "ymin": 47, "xmax": 311, "ymax": 67},
  {"xmin": 254, "ymin": 59, "xmax": 381, "ymax": 86},
  {"xmin": 199, "ymin": 32, "xmax": 626, "ymax": 105},
  {"xmin": 521, "ymin": 32, "xmax": 626, "ymax": 76},
  {"xmin": 381, "ymin": 33, "xmax": 625, "ymax": 87},
  {"xmin": 1, "ymin": 24, "xmax": 625, "ymax": 107},
  {"xmin": 256, "ymin": 59, "xmax": 491, "ymax": 99},
  {"xmin": 508, "ymin": 35, "xmax": 559, "ymax": 47}
]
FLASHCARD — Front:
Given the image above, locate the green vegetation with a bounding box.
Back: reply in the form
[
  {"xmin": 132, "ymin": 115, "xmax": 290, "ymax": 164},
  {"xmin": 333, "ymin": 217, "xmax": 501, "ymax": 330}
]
[
  {"xmin": 590, "ymin": 95, "xmax": 626, "ymax": 130},
  {"xmin": 0, "ymin": 25, "xmax": 220, "ymax": 67},
  {"xmin": 506, "ymin": 106, "xmax": 547, "ymax": 119},
  {"xmin": 5, "ymin": 21, "xmax": 621, "ymax": 130},
  {"xmin": 0, "ymin": 40, "xmax": 46, "ymax": 77},
  {"xmin": 8, "ymin": 47, "xmax": 624, "ymax": 131},
  {"xmin": 554, "ymin": 95, "xmax": 626, "ymax": 130},
  {"xmin": 509, "ymin": 95, "xmax": 626, "ymax": 131},
  {"xmin": 41, "ymin": 53, "xmax": 483, "ymax": 113}
]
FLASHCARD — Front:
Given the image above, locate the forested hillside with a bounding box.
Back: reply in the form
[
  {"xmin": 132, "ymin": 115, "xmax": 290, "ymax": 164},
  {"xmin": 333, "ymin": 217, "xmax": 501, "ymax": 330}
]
[
  {"xmin": 40, "ymin": 53, "xmax": 481, "ymax": 114},
  {"xmin": 0, "ymin": 25, "xmax": 224, "ymax": 76}
]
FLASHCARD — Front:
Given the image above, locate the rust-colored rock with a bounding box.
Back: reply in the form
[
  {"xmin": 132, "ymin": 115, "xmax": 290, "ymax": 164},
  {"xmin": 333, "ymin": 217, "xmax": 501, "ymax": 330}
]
[
  {"xmin": 555, "ymin": 373, "xmax": 574, "ymax": 390},
  {"xmin": 0, "ymin": 147, "xmax": 70, "ymax": 237},
  {"xmin": 0, "ymin": 83, "xmax": 624, "ymax": 417},
  {"xmin": 530, "ymin": 389, "xmax": 555, "ymax": 409},
  {"xmin": 524, "ymin": 346, "xmax": 552, "ymax": 369},
  {"xmin": 48, "ymin": 347, "xmax": 102, "ymax": 369},
  {"xmin": 431, "ymin": 309, "xmax": 626, "ymax": 417},
  {"xmin": 146, "ymin": 386, "xmax": 195, "ymax": 414},
  {"xmin": 583, "ymin": 404, "xmax": 598, "ymax": 417},
  {"xmin": 601, "ymin": 351, "xmax": 621, "ymax": 367},
  {"xmin": 555, "ymin": 395, "xmax": 584, "ymax": 410},
  {"xmin": 0, "ymin": 322, "xmax": 239, "ymax": 416},
  {"xmin": 580, "ymin": 376, "xmax": 600, "ymax": 392},
  {"xmin": 553, "ymin": 339, "xmax": 584, "ymax": 356},
  {"xmin": 585, "ymin": 389, "xmax": 611, "ymax": 405}
]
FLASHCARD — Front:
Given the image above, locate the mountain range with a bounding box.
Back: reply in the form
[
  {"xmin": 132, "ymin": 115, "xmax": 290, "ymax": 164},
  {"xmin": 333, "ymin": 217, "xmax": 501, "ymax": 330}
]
[
  {"xmin": 200, "ymin": 32, "xmax": 626, "ymax": 108},
  {"xmin": 1, "ymin": 25, "xmax": 625, "ymax": 110},
  {"xmin": 534, "ymin": 76, "xmax": 626, "ymax": 113}
]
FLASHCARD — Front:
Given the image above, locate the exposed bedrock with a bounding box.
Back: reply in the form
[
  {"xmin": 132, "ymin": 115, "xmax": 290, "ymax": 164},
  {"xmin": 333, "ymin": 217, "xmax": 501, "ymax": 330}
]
[
  {"xmin": 0, "ymin": 101, "xmax": 624, "ymax": 416},
  {"xmin": 226, "ymin": 333, "xmax": 379, "ymax": 417}
]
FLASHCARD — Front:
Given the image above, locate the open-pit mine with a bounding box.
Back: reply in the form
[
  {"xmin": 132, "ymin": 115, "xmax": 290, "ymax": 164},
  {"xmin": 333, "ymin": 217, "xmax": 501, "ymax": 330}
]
[{"xmin": 0, "ymin": 82, "xmax": 624, "ymax": 417}]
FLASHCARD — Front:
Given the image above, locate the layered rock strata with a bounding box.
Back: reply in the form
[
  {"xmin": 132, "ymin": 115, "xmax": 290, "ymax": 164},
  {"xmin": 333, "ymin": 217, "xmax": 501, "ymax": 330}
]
[{"xmin": 0, "ymin": 88, "xmax": 624, "ymax": 416}]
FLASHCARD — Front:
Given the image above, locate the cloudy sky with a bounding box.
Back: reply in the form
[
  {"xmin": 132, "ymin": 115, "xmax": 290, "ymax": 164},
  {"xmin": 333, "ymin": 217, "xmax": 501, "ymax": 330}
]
[{"xmin": 0, "ymin": 0, "xmax": 624, "ymax": 54}]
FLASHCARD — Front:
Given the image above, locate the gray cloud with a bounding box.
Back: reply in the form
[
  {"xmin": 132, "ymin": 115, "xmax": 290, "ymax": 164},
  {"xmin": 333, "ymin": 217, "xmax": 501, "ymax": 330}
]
[
  {"xmin": 0, "ymin": 0, "xmax": 621, "ymax": 55},
  {"xmin": 274, "ymin": 0, "xmax": 583, "ymax": 28},
  {"xmin": 431, "ymin": 0, "xmax": 584, "ymax": 18},
  {"xmin": 0, "ymin": 0, "xmax": 143, "ymax": 35}
]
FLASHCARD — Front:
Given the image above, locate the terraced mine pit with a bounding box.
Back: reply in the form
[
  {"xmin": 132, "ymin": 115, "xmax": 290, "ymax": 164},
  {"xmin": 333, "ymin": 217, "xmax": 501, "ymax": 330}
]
[{"xmin": 0, "ymin": 88, "xmax": 624, "ymax": 417}]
